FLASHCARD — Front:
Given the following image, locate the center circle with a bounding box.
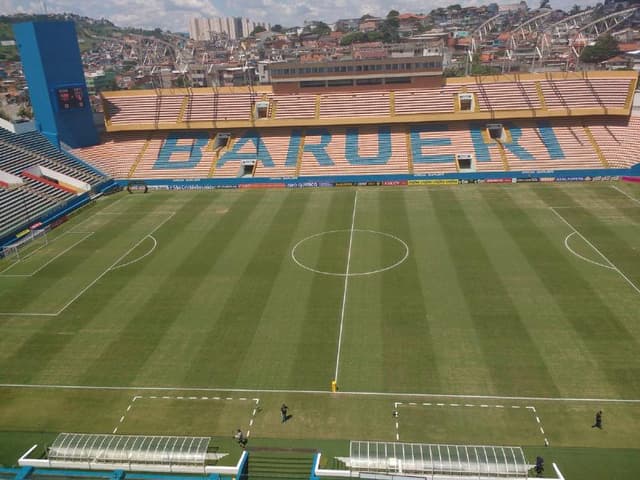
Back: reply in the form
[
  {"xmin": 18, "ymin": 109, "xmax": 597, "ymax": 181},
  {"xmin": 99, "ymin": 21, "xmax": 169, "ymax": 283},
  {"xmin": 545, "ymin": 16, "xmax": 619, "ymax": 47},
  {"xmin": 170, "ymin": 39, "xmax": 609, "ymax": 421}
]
[{"xmin": 291, "ymin": 229, "xmax": 409, "ymax": 277}]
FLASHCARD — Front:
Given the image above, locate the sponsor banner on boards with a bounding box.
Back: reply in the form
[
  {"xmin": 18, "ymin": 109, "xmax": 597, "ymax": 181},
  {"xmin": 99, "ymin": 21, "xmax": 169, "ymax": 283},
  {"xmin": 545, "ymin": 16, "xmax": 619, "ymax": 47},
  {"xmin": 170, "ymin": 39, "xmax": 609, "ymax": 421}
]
[
  {"xmin": 408, "ymin": 179, "xmax": 459, "ymax": 186},
  {"xmin": 239, "ymin": 183, "xmax": 286, "ymax": 189},
  {"xmin": 383, "ymin": 180, "xmax": 409, "ymax": 186},
  {"xmin": 335, "ymin": 182, "xmax": 357, "ymax": 187},
  {"xmin": 484, "ymin": 178, "xmax": 513, "ymax": 184}
]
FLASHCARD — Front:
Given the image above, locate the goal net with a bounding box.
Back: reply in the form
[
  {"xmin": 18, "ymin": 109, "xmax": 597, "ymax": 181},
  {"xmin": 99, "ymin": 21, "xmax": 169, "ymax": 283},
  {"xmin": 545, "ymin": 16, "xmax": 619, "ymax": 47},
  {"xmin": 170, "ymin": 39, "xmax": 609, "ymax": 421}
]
[{"xmin": 2, "ymin": 228, "xmax": 48, "ymax": 261}]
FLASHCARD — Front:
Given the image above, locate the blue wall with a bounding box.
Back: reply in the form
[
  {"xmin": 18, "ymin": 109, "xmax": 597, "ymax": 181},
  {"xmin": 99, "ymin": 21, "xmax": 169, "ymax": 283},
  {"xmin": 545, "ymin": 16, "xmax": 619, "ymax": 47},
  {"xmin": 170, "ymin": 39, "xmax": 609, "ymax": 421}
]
[{"xmin": 13, "ymin": 21, "xmax": 98, "ymax": 148}]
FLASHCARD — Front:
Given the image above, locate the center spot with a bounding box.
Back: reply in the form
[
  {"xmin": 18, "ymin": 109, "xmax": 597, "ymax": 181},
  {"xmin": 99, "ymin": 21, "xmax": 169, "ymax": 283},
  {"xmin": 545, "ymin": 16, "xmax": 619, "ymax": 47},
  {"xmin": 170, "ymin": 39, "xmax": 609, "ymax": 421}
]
[{"xmin": 291, "ymin": 229, "xmax": 409, "ymax": 277}]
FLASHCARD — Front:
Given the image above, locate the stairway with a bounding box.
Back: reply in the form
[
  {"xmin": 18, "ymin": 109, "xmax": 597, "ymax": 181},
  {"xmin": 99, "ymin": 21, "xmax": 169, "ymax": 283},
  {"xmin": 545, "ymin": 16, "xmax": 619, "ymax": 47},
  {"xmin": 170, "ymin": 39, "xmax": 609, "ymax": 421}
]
[{"xmin": 246, "ymin": 450, "xmax": 316, "ymax": 480}]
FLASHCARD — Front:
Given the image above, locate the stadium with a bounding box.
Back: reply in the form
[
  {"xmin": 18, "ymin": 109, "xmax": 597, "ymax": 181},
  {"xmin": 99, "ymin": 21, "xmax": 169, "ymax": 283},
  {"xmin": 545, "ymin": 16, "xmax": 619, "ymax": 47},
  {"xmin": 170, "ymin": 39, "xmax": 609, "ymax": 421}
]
[{"xmin": 1, "ymin": 17, "xmax": 640, "ymax": 480}]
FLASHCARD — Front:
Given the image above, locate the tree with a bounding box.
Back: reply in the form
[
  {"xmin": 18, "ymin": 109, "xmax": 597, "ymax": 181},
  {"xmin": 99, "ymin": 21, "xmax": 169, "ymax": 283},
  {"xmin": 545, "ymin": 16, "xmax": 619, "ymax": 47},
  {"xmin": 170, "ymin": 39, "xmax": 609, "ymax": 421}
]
[
  {"xmin": 251, "ymin": 25, "xmax": 267, "ymax": 36},
  {"xmin": 539, "ymin": 0, "xmax": 550, "ymax": 8},
  {"xmin": 340, "ymin": 30, "xmax": 382, "ymax": 45},
  {"xmin": 387, "ymin": 10, "xmax": 400, "ymax": 18},
  {"xmin": 569, "ymin": 4, "xmax": 581, "ymax": 15},
  {"xmin": 312, "ymin": 21, "xmax": 331, "ymax": 36},
  {"xmin": 381, "ymin": 14, "xmax": 399, "ymax": 43},
  {"xmin": 17, "ymin": 105, "xmax": 33, "ymax": 120},
  {"xmin": 580, "ymin": 34, "xmax": 619, "ymax": 64},
  {"xmin": 271, "ymin": 24, "xmax": 283, "ymax": 33}
]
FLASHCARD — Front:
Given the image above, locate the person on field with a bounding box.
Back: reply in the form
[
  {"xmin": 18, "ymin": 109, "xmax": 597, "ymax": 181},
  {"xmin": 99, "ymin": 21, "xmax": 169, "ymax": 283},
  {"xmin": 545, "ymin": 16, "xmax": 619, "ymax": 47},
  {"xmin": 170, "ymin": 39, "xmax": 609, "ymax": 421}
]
[
  {"xmin": 592, "ymin": 410, "xmax": 603, "ymax": 429},
  {"xmin": 281, "ymin": 403, "xmax": 289, "ymax": 423},
  {"xmin": 234, "ymin": 428, "xmax": 247, "ymax": 447}
]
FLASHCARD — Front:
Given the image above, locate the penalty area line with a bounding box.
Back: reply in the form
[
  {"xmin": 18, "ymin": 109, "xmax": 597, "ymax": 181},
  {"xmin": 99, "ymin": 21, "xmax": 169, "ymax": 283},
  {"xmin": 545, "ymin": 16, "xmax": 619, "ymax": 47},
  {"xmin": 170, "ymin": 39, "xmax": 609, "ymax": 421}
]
[
  {"xmin": 611, "ymin": 185, "xmax": 640, "ymax": 206},
  {"xmin": 0, "ymin": 212, "xmax": 175, "ymax": 317},
  {"xmin": 550, "ymin": 207, "xmax": 640, "ymax": 296},
  {"xmin": 54, "ymin": 212, "xmax": 175, "ymax": 316}
]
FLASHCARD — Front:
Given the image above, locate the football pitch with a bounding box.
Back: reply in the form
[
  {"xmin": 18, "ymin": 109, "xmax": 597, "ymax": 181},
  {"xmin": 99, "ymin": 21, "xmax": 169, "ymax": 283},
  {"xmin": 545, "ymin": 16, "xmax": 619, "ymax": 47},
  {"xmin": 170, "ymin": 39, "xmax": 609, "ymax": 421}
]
[{"xmin": 1, "ymin": 182, "xmax": 639, "ymax": 478}]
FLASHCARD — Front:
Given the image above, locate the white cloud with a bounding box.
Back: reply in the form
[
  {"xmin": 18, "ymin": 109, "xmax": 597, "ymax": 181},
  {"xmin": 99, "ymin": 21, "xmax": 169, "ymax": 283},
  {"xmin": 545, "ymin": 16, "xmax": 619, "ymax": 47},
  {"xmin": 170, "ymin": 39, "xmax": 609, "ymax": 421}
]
[{"xmin": 1, "ymin": 0, "xmax": 596, "ymax": 31}]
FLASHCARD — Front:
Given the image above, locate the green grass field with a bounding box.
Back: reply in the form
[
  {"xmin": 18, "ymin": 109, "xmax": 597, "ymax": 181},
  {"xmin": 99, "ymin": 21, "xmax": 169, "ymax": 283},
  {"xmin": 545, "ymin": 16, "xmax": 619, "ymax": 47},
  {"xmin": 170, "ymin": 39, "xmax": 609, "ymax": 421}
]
[{"xmin": 1, "ymin": 182, "xmax": 639, "ymax": 478}]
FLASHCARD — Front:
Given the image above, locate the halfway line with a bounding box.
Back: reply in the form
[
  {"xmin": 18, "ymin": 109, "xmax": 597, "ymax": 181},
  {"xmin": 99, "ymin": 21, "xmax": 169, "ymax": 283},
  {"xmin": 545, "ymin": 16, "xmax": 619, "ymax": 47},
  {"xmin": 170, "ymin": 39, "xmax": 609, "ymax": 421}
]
[{"xmin": 334, "ymin": 190, "xmax": 358, "ymax": 383}]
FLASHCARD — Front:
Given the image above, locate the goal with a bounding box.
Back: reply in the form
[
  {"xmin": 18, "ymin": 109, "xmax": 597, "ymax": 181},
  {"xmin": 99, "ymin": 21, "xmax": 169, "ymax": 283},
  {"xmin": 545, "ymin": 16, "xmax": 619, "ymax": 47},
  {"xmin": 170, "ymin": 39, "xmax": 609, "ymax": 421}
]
[{"xmin": 2, "ymin": 228, "xmax": 48, "ymax": 261}]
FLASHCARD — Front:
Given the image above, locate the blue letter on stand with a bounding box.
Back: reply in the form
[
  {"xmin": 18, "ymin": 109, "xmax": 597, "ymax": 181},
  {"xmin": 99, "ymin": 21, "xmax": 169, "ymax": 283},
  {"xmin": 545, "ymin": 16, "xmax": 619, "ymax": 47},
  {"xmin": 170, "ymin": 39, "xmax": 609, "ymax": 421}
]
[
  {"xmin": 410, "ymin": 124, "xmax": 456, "ymax": 163},
  {"xmin": 470, "ymin": 123, "xmax": 536, "ymax": 161},
  {"xmin": 285, "ymin": 129, "xmax": 303, "ymax": 167},
  {"xmin": 345, "ymin": 126, "xmax": 392, "ymax": 165},
  {"xmin": 302, "ymin": 128, "xmax": 334, "ymax": 166},
  {"xmin": 470, "ymin": 124, "xmax": 491, "ymax": 162},
  {"xmin": 154, "ymin": 132, "xmax": 208, "ymax": 169},
  {"xmin": 537, "ymin": 121, "xmax": 565, "ymax": 159},
  {"xmin": 502, "ymin": 124, "xmax": 533, "ymax": 160},
  {"xmin": 218, "ymin": 130, "xmax": 274, "ymax": 168}
]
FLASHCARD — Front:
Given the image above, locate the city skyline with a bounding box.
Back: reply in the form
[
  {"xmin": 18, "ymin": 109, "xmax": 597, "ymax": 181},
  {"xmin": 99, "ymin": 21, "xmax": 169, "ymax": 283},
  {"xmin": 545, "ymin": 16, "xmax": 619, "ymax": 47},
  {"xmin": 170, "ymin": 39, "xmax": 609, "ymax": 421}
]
[{"xmin": 1, "ymin": 0, "xmax": 598, "ymax": 33}]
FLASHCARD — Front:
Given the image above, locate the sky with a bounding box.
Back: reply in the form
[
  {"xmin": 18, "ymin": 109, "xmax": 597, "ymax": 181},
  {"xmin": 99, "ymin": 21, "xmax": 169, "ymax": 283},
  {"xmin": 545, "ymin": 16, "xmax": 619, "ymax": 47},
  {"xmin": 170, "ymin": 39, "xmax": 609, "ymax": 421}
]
[{"xmin": 1, "ymin": 0, "xmax": 597, "ymax": 32}]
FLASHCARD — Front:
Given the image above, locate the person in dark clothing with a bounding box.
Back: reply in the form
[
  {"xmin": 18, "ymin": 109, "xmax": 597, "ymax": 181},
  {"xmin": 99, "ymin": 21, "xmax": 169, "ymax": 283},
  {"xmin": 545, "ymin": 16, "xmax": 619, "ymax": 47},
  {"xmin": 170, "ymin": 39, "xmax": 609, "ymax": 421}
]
[
  {"xmin": 281, "ymin": 403, "xmax": 289, "ymax": 423},
  {"xmin": 592, "ymin": 410, "xmax": 603, "ymax": 429},
  {"xmin": 234, "ymin": 429, "xmax": 247, "ymax": 447},
  {"xmin": 534, "ymin": 456, "xmax": 544, "ymax": 477}
]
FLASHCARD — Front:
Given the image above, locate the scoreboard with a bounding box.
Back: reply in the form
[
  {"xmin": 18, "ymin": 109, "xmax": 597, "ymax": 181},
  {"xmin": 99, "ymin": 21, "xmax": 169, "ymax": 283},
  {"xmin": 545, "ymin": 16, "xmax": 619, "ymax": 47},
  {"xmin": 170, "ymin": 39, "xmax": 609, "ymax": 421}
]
[{"xmin": 56, "ymin": 86, "xmax": 85, "ymax": 110}]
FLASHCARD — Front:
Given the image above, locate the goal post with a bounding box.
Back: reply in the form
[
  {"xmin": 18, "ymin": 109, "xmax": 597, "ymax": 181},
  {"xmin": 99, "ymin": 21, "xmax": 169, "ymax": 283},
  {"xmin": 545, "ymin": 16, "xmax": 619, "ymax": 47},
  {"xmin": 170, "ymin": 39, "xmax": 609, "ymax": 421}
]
[{"xmin": 2, "ymin": 228, "xmax": 48, "ymax": 261}]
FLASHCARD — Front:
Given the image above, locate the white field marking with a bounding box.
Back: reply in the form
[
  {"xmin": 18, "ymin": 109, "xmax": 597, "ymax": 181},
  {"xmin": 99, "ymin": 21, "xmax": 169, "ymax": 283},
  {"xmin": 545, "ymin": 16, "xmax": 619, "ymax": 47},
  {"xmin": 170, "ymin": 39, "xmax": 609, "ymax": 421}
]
[
  {"xmin": 113, "ymin": 394, "xmax": 261, "ymax": 435},
  {"xmin": 553, "ymin": 463, "xmax": 565, "ymax": 480},
  {"xmin": 0, "ymin": 227, "xmax": 87, "ymax": 275},
  {"xmin": 0, "ymin": 257, "xmax": 20, "ymax": 275},
  {"xmin": 611, "ymin": 185, "xmax": 640, "ymax": 205},
  {"xmin": 551, "ymin": 207, "xmax": 640, "ymax": 296},
  {"xmin": 564, "ymin": 232, "xmax": 614, "ymax": 270},
  {"xmin": 110, "ymin": 235, "xmax": 157, "ymax": 271},
  {"xmin": 0, "ymin": 238, "xmax": 51, "ymax": 274},
  {"xmin": 99, "ymin": 194, "xmax": 128, "ymax": 213},
  {"xmin": 334, "ymin": 189, "xmax": 357, "ymax": 383},
  {"xmin": 3, "ymin": 383, "xmax": 640, "ymax": 404},
  {"xmin": 291, "ymin": 229, "xmax": 409, "ymax": 277},
  {"xmin": 396, "ymin": 401, "xmax": 550, "ymax": 445},
  {"xmin": 0, "ymin": 212, "xmax": 175, "ymax": 317},
  {"xmin": 0, "ymin": 232, "xmax": 94, "ymax": 278}
]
